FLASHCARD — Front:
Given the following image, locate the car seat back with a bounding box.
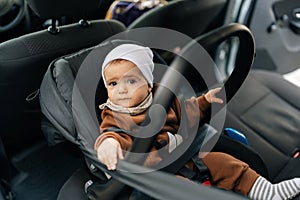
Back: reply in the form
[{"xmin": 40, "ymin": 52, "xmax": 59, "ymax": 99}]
[
  {"xmin": 0, "ymin": 0, "xmax": 126, "ymax": 151},
  {"xmin": 225, "ymin": 70, "xmax": 300, "ymax": 182},
  {"xmin": 128, "ymin": 0, "xmax": 228, "ymax": 39},
  {"xmin": 105, "ymin": 0, "xmax": 169, "ymax": 27}
]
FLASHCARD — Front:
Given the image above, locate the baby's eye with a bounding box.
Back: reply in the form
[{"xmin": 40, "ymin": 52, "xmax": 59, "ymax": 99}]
[
  {"xmin": 128, "ymin": 79, "xmax": 137, "ymax": 84},
  {"xmin": 108, "ymin": 81, "xmax": 117, "ymax": 86}
]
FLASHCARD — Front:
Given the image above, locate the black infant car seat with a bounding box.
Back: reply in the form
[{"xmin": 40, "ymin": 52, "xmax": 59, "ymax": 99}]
[{"xmin": 39, "ymin": 24, "xmax": 267, "ymax": 199}]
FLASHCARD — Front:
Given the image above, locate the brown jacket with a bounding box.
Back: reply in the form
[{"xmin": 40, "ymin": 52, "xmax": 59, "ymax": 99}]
[{"xmin": 94, "ymin": 93, "xmax": 210, "ymax": 151}]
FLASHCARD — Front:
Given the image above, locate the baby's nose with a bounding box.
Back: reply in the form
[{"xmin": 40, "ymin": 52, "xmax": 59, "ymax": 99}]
[{"xmin": 118, "ymin": 83, "xmax": 128, "ymax": 93}]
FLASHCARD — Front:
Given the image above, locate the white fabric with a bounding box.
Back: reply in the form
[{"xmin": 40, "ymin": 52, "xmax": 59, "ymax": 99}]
[
  {"xmin": 249, "ymin": 176, "xmax": 300, "ymax": 200},
  {"xmin": 167, "ymin": 132, "xmax": 176, "ymax": 153},
  {"xmin": 167, "ymin": 132, "xmax": 183, "ymax": 153},
  {"xmin": 99, "ymin": 93, "xmax": 153, "ymax": 115},
  {"xmin": 102, "ymin": 43, "xmax": 154, "ymax": 88}
]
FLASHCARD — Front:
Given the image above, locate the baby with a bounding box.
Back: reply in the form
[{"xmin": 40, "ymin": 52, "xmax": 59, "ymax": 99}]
[{"xmin": 95, "ymin": 43, "xmax": 300, "ymax": 200}]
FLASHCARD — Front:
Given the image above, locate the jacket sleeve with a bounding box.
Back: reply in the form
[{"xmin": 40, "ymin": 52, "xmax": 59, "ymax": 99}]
[
  {"xmin": 94, "ymin": 108, "xmax": 170, "ymax": 152},
  {"xmin": 94, "ymin": 130, "xmax": 133, "ymax": 151},
  {"xmin": 94, "ymin": 109, "xmax": 134, "ymax": 151}
]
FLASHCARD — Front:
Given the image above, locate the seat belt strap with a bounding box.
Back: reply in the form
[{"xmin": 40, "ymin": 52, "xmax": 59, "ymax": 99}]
[
  {"xmin": 177, "ymin": 166, "xmax": 198, "ymax": 180},
  {"xmin": 191, "ymin": 154, "xmax": 211, "ymax": 183}
]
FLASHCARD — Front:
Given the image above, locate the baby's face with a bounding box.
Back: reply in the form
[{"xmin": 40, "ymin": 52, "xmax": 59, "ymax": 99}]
[{"xmin": 104, "ymin": 60, "xmax": 151, "ymax": 108}]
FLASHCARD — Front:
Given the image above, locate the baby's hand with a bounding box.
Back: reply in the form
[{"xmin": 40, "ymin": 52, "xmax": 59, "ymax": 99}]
[
  {"xmin": 97, "ymin": 138, "xmax": 124, "ymax": 170},
  {"xmin": 204, "ymin": 87, "xmax": 223, "ymax": 104}
]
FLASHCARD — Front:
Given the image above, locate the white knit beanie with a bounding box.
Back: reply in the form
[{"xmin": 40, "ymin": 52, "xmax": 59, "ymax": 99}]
[{"xmin": 101, "ymin": 43, "xmax": 154, "ymax": 88}]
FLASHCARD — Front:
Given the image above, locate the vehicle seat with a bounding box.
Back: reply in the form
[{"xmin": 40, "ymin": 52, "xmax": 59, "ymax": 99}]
[
  {"xmin": 225, "ymin": 69, "xmax": 300, "ymax": 182},
  {"xmin": 128, "ymin": 0, "xmax": 228, "ymax": 64},
  {"xmin": 128, "ymin": 0, "xmax": 227, "ymax": 39},
  {"xmin": 0, "ymin": 0, "xmax": 126, "ymax": 152}
]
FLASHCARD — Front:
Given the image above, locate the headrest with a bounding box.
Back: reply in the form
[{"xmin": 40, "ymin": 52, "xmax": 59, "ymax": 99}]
[{"xmin": 26, "ymin": 0, "xmax": 102, "ymax": 19}]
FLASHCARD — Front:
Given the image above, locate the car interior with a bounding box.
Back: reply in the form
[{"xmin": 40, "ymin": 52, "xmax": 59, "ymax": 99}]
[{"xmin": 1, "ymin": 0, "xmax": 300, "ymax": 199}]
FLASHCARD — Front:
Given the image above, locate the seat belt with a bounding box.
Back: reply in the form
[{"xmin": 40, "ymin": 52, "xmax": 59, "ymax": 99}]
[{"xmin": 161, "ymin": 124, "xmax": 212, "ymax": 172}]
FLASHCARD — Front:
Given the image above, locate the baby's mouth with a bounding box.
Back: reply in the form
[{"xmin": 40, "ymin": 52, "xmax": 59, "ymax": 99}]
[
  {"xmin": 118, "ymin": 98, "xmax": 130, "ymax": 101},
  {"xmin": 117, "ymin": 98, "xmax": 131, "ymax": 105}
]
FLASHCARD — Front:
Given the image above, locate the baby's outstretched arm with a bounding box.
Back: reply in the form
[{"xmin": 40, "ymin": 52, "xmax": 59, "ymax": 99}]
[
  {"xmin": 204, "ymin": 87, "xmax": 223, "ymax": 104},
  {"xmin": 97, "ymin": 138, "xmax": 124, "ymax": 170}
]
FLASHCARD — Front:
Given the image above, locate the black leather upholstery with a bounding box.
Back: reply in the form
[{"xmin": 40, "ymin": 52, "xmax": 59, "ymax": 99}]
[
  {"xmin": 225, "ymin": 70, "xmax": 300, "ymax": 182},
  {"xmin": 0, "ymin": 0, "xmax": 126, "ymax": 151}
]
